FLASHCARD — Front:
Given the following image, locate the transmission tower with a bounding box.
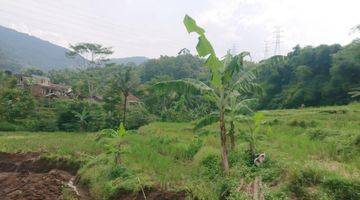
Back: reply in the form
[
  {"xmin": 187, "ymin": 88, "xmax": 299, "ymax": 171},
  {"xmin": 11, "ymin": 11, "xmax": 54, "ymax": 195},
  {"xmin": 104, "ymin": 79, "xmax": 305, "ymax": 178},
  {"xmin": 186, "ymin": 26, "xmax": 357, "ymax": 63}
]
[
  {"xmin": 273, "ymin": 26, "xmax": 283, "ymax": 56},
  {"xmin": 231, "ymin": 43, "xmax": 238, "ymax": 55},
  {"xmin": 264, "ymin": 40, "xmax": 270, "ymax": 59}
]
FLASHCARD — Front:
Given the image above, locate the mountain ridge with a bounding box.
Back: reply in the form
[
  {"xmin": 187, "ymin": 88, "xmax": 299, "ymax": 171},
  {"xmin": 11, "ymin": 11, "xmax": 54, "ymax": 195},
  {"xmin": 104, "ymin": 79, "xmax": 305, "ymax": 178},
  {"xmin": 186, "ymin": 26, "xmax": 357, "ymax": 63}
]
[
  {"xmin": 0, "ymin": 25, "xmax": 84, "ymax": 72},
  {"xmin": 0, "ymin": 25, "xmax": 149, "ymax": 72},
  {"xmin": 108, "ymin": 56, "xmax": 148, "ymax": 65}
]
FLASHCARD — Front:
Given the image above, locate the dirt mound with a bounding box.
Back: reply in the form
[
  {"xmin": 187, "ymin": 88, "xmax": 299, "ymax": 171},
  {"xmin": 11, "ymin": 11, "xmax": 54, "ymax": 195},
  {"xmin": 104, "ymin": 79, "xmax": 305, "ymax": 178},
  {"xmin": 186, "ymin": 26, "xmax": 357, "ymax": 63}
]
[{"xmin": 0, "ymin": 152, "xmax": 81, "ymax": 200}]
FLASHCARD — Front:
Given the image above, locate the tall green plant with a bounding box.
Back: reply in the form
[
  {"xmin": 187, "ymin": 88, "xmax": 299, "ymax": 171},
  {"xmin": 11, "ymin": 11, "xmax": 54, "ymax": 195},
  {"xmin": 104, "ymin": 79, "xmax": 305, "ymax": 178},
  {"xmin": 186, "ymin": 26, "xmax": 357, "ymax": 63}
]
[
  {"xmin": 226, "ymin": 96, "xmax": 256, "ymax": 150},
  {"xmin": 66, "ymin": 42, "xmax": 113, "ymax": 100},
  {"xmin": 349, "ymin": 87, "xmax": 360, "ymax": 98},
  {"xmin": 154, "ymin": 15, "xmax": 260, "ymax": 172},
  {"xmin": 113, "ymin": 67, "xmax": 140, "ymax": 128},
  {"xmin": 73, "ymin": 109, "xmax": 90, "ymax": 132}
]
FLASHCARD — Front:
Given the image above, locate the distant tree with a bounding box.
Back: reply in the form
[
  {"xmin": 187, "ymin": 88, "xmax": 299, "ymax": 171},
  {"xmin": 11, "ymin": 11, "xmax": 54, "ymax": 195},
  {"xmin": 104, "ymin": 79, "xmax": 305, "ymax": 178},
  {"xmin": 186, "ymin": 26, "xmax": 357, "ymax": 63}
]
[
  {"xmin": 257, "ymin": 44, "xmax": 344, "ymax": 108},
  {"xmin": 0, "ymin": 70, "xmax": 4, "ymax": 88},
  {"xmin": 141, "ymin": 54, "xmax": 204, "ymax": 82},
  {"xmin": 178, "ymin": 48, "xmax": 191, "ymax": 55},
  {"xmin": 103, "ymin": 84, "xmax": 123, "ymax": 129},
  {"xmin": 67, "ymin": 43, "xmax": 113, "ymax": 67},
  {"xmin": 113, "ymin": 67, "xmax": 140, "ymax": 127},
  {"xmin": 21, "ymin": 67, "xmax": 44, "ymax": 76},
  {"xmin": 351, "ymin": 24, "xmax": 360, "ymax": 35},
  {"xmin": 328, "ymin": 41, "xmax": 360, "ymax": 103},
  {"xmin": 0, "ymin": 88, "xmax": 35, "ymax": 121},
  {"xmin": 66, "ymin": 43, "xmax": 113, "ymax": 99}
]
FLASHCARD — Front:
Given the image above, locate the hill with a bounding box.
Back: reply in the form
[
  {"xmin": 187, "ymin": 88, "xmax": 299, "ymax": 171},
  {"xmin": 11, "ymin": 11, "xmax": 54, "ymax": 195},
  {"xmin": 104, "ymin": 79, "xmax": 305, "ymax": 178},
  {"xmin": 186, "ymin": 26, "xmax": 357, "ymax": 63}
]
[
  {"xmin": 108, "ymin": 56, "xmax": 148, "ymax": 65},
  {"xmin": 0, "ymin": 25, "xmax": 83, "ymax": 72}
]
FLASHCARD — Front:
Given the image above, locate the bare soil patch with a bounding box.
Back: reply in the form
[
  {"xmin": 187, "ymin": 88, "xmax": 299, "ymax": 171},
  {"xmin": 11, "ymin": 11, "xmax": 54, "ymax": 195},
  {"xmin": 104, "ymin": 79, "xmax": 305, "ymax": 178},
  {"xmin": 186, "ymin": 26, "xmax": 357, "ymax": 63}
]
[{"xmin": 0, "ymin": 152, "xmax": 83, "ymax": 200}]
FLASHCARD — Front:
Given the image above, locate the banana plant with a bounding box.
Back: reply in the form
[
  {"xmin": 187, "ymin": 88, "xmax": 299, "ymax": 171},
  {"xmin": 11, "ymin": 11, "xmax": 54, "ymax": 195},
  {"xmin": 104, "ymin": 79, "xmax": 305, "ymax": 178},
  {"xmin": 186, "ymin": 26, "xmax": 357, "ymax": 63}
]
[
  {"xmin": 226, "ymin": 95, "xmax": 256, "ymax": 150},
  {"xmin": 154, "ymin": 15, "xmax": 261, "ymax": 173},
  {"xmin": 96, "ymin": 123, "xmax": 126, "ymax": 164},
  {"xmin": 96, "ymin": 122, "xmax": 126, "ymax": 141},
  {"xmin": 194, "ymin": 94, "xmax": 257, "ymax": 150},
  {"xmin": 349, "ymin": 87, "xmax": 360, "ymax": 98},
  {"xmin": 237, "ymin": 112, "xmax": 268, "ymax": 159},
  {"xmin": 73, "ymin": 109, "xmax": 90, "ymax": 132}
]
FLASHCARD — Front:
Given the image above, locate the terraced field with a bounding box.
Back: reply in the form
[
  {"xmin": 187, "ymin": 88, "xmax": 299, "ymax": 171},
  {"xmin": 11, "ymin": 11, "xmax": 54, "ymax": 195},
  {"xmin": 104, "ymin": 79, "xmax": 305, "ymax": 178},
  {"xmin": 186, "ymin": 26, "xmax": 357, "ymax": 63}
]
[{"xmin": 0, "ymin": 103, "xmax": 359, "ymax": 199}]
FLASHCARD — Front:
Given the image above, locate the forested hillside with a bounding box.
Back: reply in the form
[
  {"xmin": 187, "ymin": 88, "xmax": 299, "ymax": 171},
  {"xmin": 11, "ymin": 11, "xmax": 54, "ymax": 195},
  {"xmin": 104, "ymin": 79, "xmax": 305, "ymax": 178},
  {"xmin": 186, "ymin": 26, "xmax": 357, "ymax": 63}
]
[
  {"xmin": 108, "ymin": 56, "xmax": 149, "ymax": 65},
  {"xmin": 47, "ymin": 41, "xmax": 360, "ymax": 115},
  {"xmin": 0, "ymin": 26, "xmax": 148, "ymax": 72},
  {"xmin": 257, "ymin": 41, "xmax": 360, "ymax": 109},
  {"xmin": 0, "ymin": 25, "xmax": 84, "ymax": 71}
]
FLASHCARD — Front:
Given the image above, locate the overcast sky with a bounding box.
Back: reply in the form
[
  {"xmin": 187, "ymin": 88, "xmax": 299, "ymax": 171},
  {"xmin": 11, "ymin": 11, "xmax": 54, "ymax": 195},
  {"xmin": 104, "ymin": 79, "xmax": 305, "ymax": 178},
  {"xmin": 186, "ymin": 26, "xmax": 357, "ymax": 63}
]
[{"xmin": 0, "ymin": 0, "xmax": 359, "ymax": 60}]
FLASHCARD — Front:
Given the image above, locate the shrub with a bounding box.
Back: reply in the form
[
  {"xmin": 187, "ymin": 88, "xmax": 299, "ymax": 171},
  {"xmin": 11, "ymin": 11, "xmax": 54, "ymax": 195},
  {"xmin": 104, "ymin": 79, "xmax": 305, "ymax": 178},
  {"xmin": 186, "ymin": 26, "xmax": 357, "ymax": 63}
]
[
  {"xmin": 323, "ymin": 178, "xmax": 360, "ymax": 200},
  {"xmin": 319, "ymin": 109, "xmax": 348, "ymax": 114},
  {"xmin": 228, "ymin": 150, "xmax": 252, "ymax": 167},
  {"xmin": 109, "ymin": 164, "xmax": 132, "ymax": 180},
  {"xmin": 185, "ymin": 137, "xmax": 203, "ymax": 160},
  {"xmin": 288, "ymin": 119, "xmax": 316, "ymax": 128},
  {"xmin": 201, "ymin": 154, "xmax": 222, "ymax": 179},
  {"xmin": 150, "ymin": 136, "xmax": 202, "ymax": 161},
  {"xmin": 353, "ymin": 135, "xmax": 360, "ymax": 147},
  {"xmin": 307, "ymin": 129, "xmax": 328, "ymax": 140},
  {"xmin": 288, "ymin": 168, "xmax": 328, "ymax": 199},
  {"xmin": 0, "ymin": 121, "xmax": 18, "ymax": 131},
  {"xmin": 0, "ymin": 88, "xmax": 35, "ymax": 121},
  {"xmin": 194, "ymin": 129, "xmax": 217, "ymax": 136},
  {"xmin": 126, "ymin": 105, "xmax": 156, "ymax": 130},
  {"xmin": 193, "ymin": 146, "xmax": 221, "ymax": 179},
  {"xmin": 33, "ymin": 118, "xmax": 58, "ymax": 132},
  {"xmin": 262, "ymin": 118, "xmax": 281, "ymax": 126}
]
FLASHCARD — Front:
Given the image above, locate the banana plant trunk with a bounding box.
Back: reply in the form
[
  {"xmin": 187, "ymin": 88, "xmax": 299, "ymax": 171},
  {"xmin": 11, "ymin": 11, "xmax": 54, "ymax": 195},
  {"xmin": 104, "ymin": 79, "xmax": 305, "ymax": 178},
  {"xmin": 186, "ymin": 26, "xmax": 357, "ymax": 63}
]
[
  {"xmin": 219, "ymin": 96, "xmax": 229, "ymax": 173},
  {"xmin": 229, "ymin": 121, "xmax": 235, "ymax": 150}
]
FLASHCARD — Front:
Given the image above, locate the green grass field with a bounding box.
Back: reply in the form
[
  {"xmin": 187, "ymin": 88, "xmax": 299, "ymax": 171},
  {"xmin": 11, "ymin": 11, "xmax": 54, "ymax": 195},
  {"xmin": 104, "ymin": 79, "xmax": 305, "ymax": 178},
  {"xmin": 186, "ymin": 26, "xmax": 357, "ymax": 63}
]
[{"xmin": 1, "ymin": 103, "xmax": 359, "ymax": 199}]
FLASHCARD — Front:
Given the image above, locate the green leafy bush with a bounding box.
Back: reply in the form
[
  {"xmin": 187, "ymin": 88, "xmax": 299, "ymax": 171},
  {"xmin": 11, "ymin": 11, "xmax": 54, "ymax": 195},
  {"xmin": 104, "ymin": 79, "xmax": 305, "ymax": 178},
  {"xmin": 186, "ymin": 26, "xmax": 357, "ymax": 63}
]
[
  {"xmin": 307, "ymin": 129, "xmax": 328, "ymax": 140},
  {"xmin": 185, "ymin": 137, "xmax": 203, "ymax": 160},
  {"xmin": 323, "ymin": 178, "xmax": 360, "ymax": 200},
  {"xmin": 125, "ymin": 105, "xmax": 156, "ymax": 130},
  {"xmin": 288, "ymin": 119, "xmax": 317, "ymax": 128},
  {"xmin": 201, "ymin": 154, "xmax": 222, "ymax": 179},
  {"xmin": 33, "ymin": 118, "xmax": 58, "ymax": 132},
  {"xmin": 109, "ymin": 164, "xmax": 132, "ymax": 180},
  {"xmin": 0, "ymin": 121, "xmax": 18, "ymax": 131},
  {"xmin": 289, "ymin": 168, "xmax": 325, "ymax": 198}
]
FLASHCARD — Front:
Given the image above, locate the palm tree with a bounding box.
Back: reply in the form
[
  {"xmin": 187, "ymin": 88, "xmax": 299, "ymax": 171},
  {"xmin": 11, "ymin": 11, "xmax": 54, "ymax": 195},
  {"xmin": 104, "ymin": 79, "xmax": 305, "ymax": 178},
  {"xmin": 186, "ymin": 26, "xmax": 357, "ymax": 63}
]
[
  {"xmin": 154, "ymin": 15, "xmax": 261, "ymax": 173},
  {"xmin": 113, "ymin": 67, "xmax": 140, "ymax": 127}
]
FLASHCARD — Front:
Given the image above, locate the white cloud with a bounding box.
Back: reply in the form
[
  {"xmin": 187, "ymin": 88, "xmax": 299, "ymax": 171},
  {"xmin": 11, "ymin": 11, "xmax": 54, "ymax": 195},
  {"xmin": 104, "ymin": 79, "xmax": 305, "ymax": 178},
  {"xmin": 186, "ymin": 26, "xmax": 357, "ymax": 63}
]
[
  {"xmin": 197, "ymin": 0, "xmax": 360, "ymax": 60},
  {"xmin": 0, "ymin": 0, "xmax": 359, "ymax": 60}
]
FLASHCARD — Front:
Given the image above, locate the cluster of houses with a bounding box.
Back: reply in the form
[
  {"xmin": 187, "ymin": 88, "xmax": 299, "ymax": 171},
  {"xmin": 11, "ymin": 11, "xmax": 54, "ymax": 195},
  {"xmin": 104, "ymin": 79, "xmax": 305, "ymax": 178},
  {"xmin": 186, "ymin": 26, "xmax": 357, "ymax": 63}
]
[
  {"xmin": 17, "ymin": 74, "xmax": 73, "ymax": 99},
  {"xmin": 16, "ymin": 74, "xmax": 140, "ymax": 103}
]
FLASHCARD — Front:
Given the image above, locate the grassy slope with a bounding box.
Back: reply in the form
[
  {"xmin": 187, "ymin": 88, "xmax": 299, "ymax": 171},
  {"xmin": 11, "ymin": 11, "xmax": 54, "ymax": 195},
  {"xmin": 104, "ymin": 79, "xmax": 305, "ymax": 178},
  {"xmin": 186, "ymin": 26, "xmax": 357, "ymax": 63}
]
[{"xmin": 0, "ymin": 103, "xmax": 359, "ymax": 199}]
